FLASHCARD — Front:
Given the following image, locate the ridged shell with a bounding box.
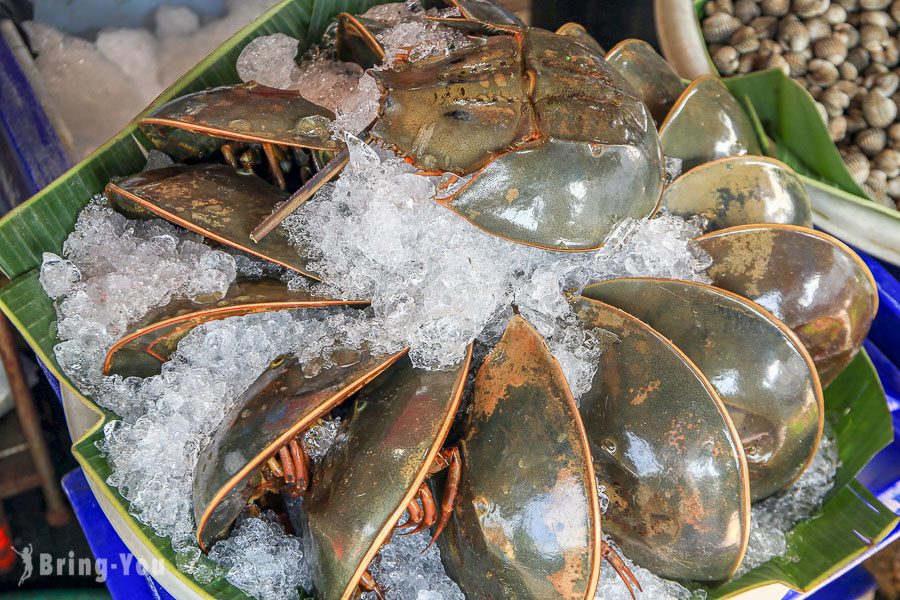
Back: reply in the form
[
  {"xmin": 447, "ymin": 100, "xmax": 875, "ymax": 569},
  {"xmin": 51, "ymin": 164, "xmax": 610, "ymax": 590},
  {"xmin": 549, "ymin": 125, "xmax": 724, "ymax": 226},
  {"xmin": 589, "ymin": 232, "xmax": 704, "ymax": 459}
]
[
  {"xmin": 865, "ymin": 168, "xmax": 889, "ymax": 196},
  {"xmin": 751, "ymin": 15, "xmax": 780, "ymax": 38},
  {"xmin": 847, "ymin": 46, "xmax": 871, "ymax": 70},
  {"xmin": 763, "ymin": 52, "xmax": 791, "ymax": 74},
  {"xmin": 861, "ymin": 0, "xmax": 892, "ymax": 10},
  {"xmin": 843, "ymin": 149, "xmax": 872, "ymax": 184},
  {"xmin": 884, "ymin": 38, "xmax": 900, "ymax": 66},
  {"xmin": 794, "ymin": 0, "xmax": 830, "ymax": 17},
  {"xmin": 813, "ymin": 34, "xmax": 849, "ymax": 65},
  {"xmin": 888, "ymin": 176, "xmax": 900, "ymax": 198},
  {"xmin": 807, "ymin": 57, "xmax": 840, "ymax": 85},
  {"xmin": 778, "ymin": 15, "xmax": 811, "ymax": 51},
  {"xmin": 824, "ymin": 3, "xmax": 848, "ymax": 23},
  {"xmin": 758, "ymin": 38, "xmax": 784, "ymax": 57},
  {"xmin": 892, "ymin": 0, "xmax": 900, "ymax": 23},
  {"xmin": 821, "ymin": 87, "xmax": 851, "ymax": 116},
  {"xmin": 762, "ymin": 0, "xmax": 791, "ymax": 16},
  {"xmin": 839, "ymin": 0, "xmax": 860, "ymax": 10},
  {"xmin": 713, "ymin": 45, "xmax": 741, "ymax": 73},
  {"xmin": 739, "ymin": 53, "xmax": 757, "ymax": 72},
  {"xmin": 847, "ymin": 110, "xmax": 869, "ymax": 134},
  {"xmin": 875, "ymin": 72, "xmax": 900, "ymax": 96},
  {"xmin": 833, "ymin": 23, "xmax": 860, "ymax": 48},
  {"xmin": 839, "ymin": 60, "xmax": 859, "ymax": 80},
  {"xmin": 874, "ymin": 148, "xmax": 900, "ymax": 176},
  {"xmin": 730, "ymin": 26, "xmax": 760, "ymax": 52},
  {"xmin": 888, "ymin": 122, "xmax": 900, "ymax": 143},
  {"xmin": 863, "ymin": 91, "xmax": 898, "ymax": 127},
  {"xmin": 815, "ymin": 101, "xmax": 830, "ymax": 124},
  {"xmin": 860, "ymin": 24, "xmax": 889, "ymax": 49},
  {"xmin": 828, "ymin": 115, "xmax": 849, "ymax": 141},
  {"xmin": 785, "ymin": 50, "xmax": 810, "ymax": 76},
  {"xmin": 856, "ymin": 127, "xmax": 888, "ymax": 155},
  {"xmin": 735, "ymin": 0, "xmax": 761, "ymax": 21},
  {"xmin": 860, "ymin": 10, "xmax": 893, "ymax": 27},
  {"xmin": 704, "ymin": 12, "xmax": 743, "ymax": 42},
  {"xmin": 806, "ymin": 17, "xmax": 833, "ymax": 41}
]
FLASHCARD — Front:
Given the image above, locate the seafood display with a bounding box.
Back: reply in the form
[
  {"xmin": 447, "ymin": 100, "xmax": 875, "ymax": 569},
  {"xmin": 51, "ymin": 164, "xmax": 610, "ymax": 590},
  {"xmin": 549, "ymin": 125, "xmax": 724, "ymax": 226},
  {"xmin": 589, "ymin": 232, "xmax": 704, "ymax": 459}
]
[{"xmin": 27, "ymin": 0, "xmax": 883, "ymax": 598}]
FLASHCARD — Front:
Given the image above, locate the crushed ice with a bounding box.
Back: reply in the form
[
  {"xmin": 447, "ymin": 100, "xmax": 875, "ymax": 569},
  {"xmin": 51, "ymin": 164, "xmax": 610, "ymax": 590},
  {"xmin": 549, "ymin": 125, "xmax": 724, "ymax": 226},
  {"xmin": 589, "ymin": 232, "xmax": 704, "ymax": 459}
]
[
  {"xmin": 25, "ymin": 0, "xmax": 281, "ymax": 158},
  {"xmin": 209, "ymin": 512, "xmax": 311, "ymax": 600},
  {"xmin": 283, "ymin": 135, "xmax": 711, "ymax": 398},
  {"xmin": 738, "ymin": 428, "xmax": 841, "ymax": 575}
]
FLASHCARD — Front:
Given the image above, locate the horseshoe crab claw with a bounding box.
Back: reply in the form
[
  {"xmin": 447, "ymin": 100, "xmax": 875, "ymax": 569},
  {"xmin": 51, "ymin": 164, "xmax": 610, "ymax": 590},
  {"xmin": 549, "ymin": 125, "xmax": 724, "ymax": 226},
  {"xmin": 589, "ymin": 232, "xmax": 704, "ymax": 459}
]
[
  {"xmin": 301, "ymin": 349, "xmax": 472, "ymax": 600},
  {"xmin": 582, "ymin": 278, "xmax": 824, "ymax": 502},
  {"xmin": 662, "ymin": 156, "xmax": 812, "ymax": 230},
  {"xmin": 697, "ymin": 224, "xmax": 879, "ymax": 386},
  {"xmin": 105, "ymin": 164, "xmax": 317, "ymax": 279},
  {"xmin": 103, "ymin": 279, "xmax": 365, "ymax": 378},
  {"xmin": 193, "ymin": 346, "xmax": 407, "ymax": 551},
  {"xmin": 574, "ymin": 297, "xmax": 750, "ymax": 581},
  {"xmin": 659, "ymin": 75, "xmax": 762, "ymax": 172},
  {"xmin": 438, "ymin": 316, "xmax": 603, "ymax": 600}
]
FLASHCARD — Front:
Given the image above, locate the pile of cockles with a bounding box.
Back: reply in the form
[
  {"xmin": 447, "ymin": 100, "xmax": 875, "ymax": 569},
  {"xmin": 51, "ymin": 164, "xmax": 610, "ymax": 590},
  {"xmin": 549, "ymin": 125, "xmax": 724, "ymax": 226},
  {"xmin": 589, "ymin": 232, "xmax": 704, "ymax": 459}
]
[
  {"xmin": 38, "ymin": 1, "xmax": 880, "ymax": 599},
  {"xmin": 702, "ymin": 0, "xmax": 900, "ymax": 209}
]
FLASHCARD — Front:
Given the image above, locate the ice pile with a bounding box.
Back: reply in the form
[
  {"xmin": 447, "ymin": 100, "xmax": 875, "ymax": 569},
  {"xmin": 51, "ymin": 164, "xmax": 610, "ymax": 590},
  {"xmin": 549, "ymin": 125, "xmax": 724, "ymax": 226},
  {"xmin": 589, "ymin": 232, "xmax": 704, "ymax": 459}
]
[
  {"xmin": 283, "ymin": 136, "xmax": 711, "ymax": 398},
  {"xmin": 598, "ymin": 539, "xmax": 704, "ymax": 600},
  {"xmin": 738, "ymin": 429, "xmax": 841, "ymax": 575},
  {"xmin": 40, "ymin": 199, "xmax": 238, "ymax": 391},
  {"xmin": 26, "ymin": 0, "xmax": 280, "ymax": 158},
  {"xmin": 364, "ymin": 530, "xmax": 466, "ymax": 600},
  {"xmin": 209, "ymin": 513, "xmax": 311, "ymax": 600}
]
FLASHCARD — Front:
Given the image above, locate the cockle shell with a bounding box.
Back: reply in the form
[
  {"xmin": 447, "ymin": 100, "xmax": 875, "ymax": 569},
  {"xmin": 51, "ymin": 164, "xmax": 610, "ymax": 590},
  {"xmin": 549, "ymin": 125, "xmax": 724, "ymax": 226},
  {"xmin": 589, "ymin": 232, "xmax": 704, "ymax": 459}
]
[
  {"xmin": 844, "ymin": 149, "xmax": 872, "ymax": 183},
  {"xmin": 856, "ymin": 127, "xmax": 888, "ymax": 155},
  {"xmin": 824, "ymin": 3, "xmax": 849, "ymax": 23},
  {"xmin": 704, "ymin": 12, "xmax": 743, "ymax": 42},
  {"xmin": 861, "ymin": 0, "xmax": 892, "ymax": 10},
  {"xmin": 751, "ymin": 15, "xmax": 780, "ymax": 38},
  {"xmin": 860, "ymin": 23, "xmax": 889, "ymax": 50},
  {"xmin": 813, "ymin": 34, "xmax": 849, "ymax": 64},
  {"xmin": 763, "ymin": 0, "xmax": 791, "ymax": 15},
  {"xmin": 875, "ymin": 148, "xmax": 900, "ymax": 176},
  {"xmin": 807, "ymin": 57, "xmax": 841, "ymax": 85},
  {"xmin": 785, "ymin": 50, "xmax": 810, "ymax": 75},
  {"xmin": 794, "ymin": 0, "xmax": 830, "ymax": 17},
  {"xmin": 862, "ymin": 90, "xmax": 898, "ymax": 126},
  {"xmin": 778, "ymin": 15, "xmax": 811, "ymax": 51},
  {"xmin": 822, "ymin": 87, "xmax": 852, "ymax": 116},
  {"xmin": 806, "ymin": 16, "xmax": 833, "ymax": 41},
  {"xmin": 833, "ymin": 22, "xmax": 860, "ymax": 47},
  {"xmin": 875, "ymin": 72, "xmax": 900, "ymax": 96},
  {"xmin": 829, "ymin": 115, "xmax": 849, "ymax": 140},
  {"xmin": 735, "ymin": 0, "xmax": 761, "ymax": 21},
  {"xmin": 839, "ymin": 60, "xmax": 859, "ymax": 80},
  {"xmin": 763, "ymin": 52, "xmax": 792, "ymax": 74},
  {"xmin": 847, "ymin": 45, "xmax": 871, "ymax": 70},
  {"xmin": 730, "ymin": 26, "xmax": 761, "ymax": 52},
  {"xmin": 714, "ymin": 45, "xmax": 741, "ymax": 73}
]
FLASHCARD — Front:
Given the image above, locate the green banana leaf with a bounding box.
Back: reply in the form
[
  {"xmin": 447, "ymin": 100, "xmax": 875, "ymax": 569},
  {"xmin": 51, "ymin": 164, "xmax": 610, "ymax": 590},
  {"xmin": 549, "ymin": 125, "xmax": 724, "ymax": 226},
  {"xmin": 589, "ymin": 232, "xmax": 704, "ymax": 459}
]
[
  {"xmin": 0, "ymin": 1, "xmax": 895, "ymax": 599},
  {"xmin": 692, "ymin": 0, "xmax": 900, "ymax": 265}
]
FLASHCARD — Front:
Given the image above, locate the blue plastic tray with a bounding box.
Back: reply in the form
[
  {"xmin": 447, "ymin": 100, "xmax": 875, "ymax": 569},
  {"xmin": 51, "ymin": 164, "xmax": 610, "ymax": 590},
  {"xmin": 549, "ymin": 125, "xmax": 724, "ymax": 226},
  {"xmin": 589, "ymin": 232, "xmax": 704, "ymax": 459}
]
[{"xmin": 4, "ymin": 26, "xmax": 900, "ymax": 600}]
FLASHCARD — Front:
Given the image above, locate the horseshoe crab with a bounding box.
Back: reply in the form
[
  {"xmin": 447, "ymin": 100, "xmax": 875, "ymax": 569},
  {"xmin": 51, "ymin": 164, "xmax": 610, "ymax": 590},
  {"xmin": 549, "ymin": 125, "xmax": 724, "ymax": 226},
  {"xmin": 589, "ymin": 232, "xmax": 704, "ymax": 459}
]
[{"xmin": 95, "ymin": 0, "xmax": 881, "ymax": 594}]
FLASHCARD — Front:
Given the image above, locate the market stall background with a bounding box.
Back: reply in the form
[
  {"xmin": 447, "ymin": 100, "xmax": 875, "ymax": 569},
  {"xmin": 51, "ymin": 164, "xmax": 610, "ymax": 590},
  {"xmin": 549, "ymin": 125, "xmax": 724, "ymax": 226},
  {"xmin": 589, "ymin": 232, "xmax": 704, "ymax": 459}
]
[{"xmin": 1, "ymin": 0, "xmax": 900, "ymax": 599}]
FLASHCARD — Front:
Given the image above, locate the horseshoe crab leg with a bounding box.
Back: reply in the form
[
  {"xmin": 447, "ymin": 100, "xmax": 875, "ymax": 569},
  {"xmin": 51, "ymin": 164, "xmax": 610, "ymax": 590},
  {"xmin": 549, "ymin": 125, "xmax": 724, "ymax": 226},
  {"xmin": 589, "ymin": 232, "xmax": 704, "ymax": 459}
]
[{"xmin": 601, "ymin": 542, "xmax": 643, "ymax": 600}]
